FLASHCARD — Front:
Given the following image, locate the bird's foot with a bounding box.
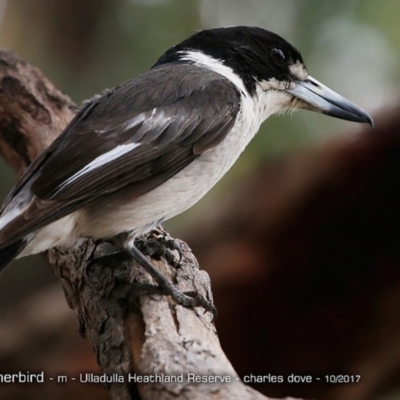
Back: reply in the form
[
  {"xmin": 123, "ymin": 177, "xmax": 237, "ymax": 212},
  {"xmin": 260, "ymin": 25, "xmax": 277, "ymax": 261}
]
[
  {"xmin": 168, "ymin": 287, "xmax": 217, "ymax": 318},
  {"xmin": 135, "ymin": 236, "xmax": 182, "ymax": 266},
  {"xmin": 125, "ymin": 242, "xmax": 217, "ymax": 319},
  {"xmin": 128, "ymin": 281, "xmax": 217, "ymax": 318}
]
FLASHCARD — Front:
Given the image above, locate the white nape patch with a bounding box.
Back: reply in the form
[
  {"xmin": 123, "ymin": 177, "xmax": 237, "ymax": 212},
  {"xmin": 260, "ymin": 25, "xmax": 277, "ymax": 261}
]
[
  {"xmin": 179, "ymin": 50, "xmax": 249, "ymax": 97},
  {"xmin": 58, "ymin": 142, "xmax": 140, "ymax": 189},
  {"xmin": 289, "ymin": 61, "xmax": 308, "ymax": 81}
]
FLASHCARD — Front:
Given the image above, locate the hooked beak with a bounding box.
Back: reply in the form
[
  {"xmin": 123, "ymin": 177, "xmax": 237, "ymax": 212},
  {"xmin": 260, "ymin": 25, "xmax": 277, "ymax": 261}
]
[{"xmin": 285, "ymin": 76, "xmax": 374, "ymax": 127}]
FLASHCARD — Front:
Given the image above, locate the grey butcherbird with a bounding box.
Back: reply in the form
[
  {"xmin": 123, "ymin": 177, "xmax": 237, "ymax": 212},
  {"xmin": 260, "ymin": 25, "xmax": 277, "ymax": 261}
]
[{"xmin": 0, "ymin": 26, "xmax": 373, "ymax": 314}]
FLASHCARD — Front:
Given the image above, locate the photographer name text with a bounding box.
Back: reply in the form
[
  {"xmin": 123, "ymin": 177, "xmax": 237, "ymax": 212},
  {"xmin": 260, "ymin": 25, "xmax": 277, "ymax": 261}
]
[{"xmin": 0, "ymin": 372, "xmax": 361, "ymax": 384}]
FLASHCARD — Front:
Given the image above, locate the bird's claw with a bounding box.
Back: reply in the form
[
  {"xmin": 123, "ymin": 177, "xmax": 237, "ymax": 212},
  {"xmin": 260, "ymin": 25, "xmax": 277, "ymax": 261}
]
[
  {"xmin": 135, "ymin": 237, "xmax": 182, "ymax": 266},
  {"xmin": 128, "ymin": 282, "xmax": 217, "ymax": 319}
]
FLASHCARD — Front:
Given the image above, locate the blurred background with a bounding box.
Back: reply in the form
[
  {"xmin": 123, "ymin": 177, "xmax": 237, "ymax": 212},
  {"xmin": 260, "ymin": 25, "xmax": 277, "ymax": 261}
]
[{"xmin": 0, "ymin": 1, "xmax": 400, "ymax": 399}]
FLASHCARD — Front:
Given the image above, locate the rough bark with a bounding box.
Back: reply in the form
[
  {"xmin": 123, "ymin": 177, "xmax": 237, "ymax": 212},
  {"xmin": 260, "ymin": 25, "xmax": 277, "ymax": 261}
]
[{"xmin": 0, "ymin": 49, "xmax": 297, "ymax": 399}]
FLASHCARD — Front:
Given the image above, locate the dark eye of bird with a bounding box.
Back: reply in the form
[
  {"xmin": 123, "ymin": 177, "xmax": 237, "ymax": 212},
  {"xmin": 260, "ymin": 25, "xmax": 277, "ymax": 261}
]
[{"xmin": 271, "ymin": 48, "xmax": 286, "ymax": 66}]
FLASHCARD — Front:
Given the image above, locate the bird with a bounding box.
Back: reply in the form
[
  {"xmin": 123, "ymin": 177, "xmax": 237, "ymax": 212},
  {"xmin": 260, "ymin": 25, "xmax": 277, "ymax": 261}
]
[{"xmin": 0, "ymin": 26, "xmax": 373, "ymax": 313}]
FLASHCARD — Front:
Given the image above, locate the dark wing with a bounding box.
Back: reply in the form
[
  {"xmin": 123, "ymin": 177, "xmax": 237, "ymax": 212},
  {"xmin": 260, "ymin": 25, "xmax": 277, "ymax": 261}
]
[{"xmin": 0, "ymin": 63, "xmax": 240, "ymax": 244}]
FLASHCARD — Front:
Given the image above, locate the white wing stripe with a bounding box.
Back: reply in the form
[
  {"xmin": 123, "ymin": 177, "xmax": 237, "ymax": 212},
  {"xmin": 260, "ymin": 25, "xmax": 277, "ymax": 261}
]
[{"xmin": 58, "ymin": 142, "xmax": 141, "ymax": 190}]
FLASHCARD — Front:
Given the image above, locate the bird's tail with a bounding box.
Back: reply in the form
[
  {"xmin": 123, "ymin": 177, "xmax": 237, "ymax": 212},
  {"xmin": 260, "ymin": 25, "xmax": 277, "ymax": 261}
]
[{"xmin": 0, "ymin": 238, "xmax": 31, "ymax": 273}]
